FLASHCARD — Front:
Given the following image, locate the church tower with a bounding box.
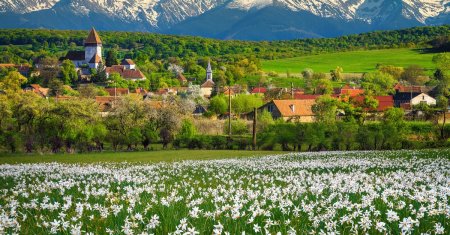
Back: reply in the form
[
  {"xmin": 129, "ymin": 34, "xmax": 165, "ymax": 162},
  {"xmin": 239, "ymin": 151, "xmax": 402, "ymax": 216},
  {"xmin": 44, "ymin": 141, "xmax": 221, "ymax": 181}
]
[
  {"xmin": 84, "ymin": 28, "xmax": 102, "ymax": 69},
  {"xmin": 206, "ymin": 60, "xmax": 213, "ymax": 81}
]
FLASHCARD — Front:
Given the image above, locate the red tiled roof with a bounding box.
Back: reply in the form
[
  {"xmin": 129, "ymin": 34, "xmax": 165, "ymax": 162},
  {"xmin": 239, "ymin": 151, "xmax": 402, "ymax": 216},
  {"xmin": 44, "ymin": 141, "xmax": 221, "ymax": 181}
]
[
  {"xmin": 223, "ymin": 88, "xmax": 235, "ymax": 96},
  {"xmin": 104, "ymin": 88, "xmax": 129, "ymax": 96},
  {"xmin": 394, "ymin": 83, "xmax": 429, "ymax": 93},
  {"xmin": 294, "ymin": 94, "xmax": 321, "ymax": 100},
  {"xmin": 272, "ymin": 99, "xmax": 316, "ymax": 117},
  {"xmin": 177, "ymin": 73, "xmax": 187, "ymax": 82},
  {"xmin": 340, "ymin": 88, "xmax": 365, "ymax": 97},
  {"xmin": 251, "ymin": 87, "xmax": 267, "ymax": 94},
  {"xmin": 85, "ymin": 28, "xmax": 102, "ymax": 45},
  {"xmin": 134, "ymin": 88, "xmax": 148, "ymax": 95},
  {"xmin": 352, "ymin": 95, "xmax": 394, "ymax": 112},
  {"xmin": 95, "ymin": 96, "xmax": 116, "ymax": 112},
  {"xmin": 106, "ymin": 65, "xmax": 125, "ymax": 74},
  {"xmin": 122, "ymin": 70, "xmax": 145, "ymax": 79},
  {"xmin": 201, "ymin": 80, "xmax": 215, "ymax": 88}
]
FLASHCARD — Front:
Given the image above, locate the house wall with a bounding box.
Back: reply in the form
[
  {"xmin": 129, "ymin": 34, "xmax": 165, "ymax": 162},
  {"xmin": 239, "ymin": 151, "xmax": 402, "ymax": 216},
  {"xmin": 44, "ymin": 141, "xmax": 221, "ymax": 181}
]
[
  {"xmin": 282, "ymin": 116, "xmax": 315, "ymax": 123},
  {"xmin": 201, "ymin": 87, "xmax": 213, "ymax": 97},
  {"xmin": 411, "ymin": 94, "xmax": 436, "ymax": 106}
]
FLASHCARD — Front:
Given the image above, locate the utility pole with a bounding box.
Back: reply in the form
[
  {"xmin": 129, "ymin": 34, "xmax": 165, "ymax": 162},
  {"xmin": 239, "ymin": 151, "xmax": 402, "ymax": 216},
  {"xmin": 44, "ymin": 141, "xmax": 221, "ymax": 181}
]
[
  {"xmin": 291, "ymin": 82, "xmax": 294, "ymax": 99},
  {"xmin": 252, "ymin": 107, "xmax": 257, "ymax": 150}
]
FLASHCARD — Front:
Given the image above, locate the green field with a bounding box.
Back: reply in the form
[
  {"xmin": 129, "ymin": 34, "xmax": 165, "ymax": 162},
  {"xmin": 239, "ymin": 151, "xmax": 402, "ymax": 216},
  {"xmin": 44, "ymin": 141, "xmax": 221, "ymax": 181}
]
[
  {"xmin": 0, "ymin": 150, "xmax": 281, "ymax": 164},
  {"xmin": 262, "ymin": 48, "xmax": 437, "ymax": 74}
]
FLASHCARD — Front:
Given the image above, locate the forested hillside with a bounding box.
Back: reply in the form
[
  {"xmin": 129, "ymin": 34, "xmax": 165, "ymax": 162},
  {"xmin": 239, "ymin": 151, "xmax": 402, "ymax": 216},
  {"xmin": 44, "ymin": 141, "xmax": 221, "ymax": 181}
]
[{"xmin": 0, "ymin": 25, "xmax": 449, "ymax": 61}]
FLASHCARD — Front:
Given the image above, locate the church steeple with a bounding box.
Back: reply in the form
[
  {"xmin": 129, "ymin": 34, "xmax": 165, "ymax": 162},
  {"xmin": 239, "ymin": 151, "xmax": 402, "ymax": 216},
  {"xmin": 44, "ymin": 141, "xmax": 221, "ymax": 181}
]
[
  {"xmin": 84, "ymin": 27, "xmax": 103, "ymax": 69},
  {"xmin": 84, "ymin": 28, "xmax": 102, "ymax": 46},
  {"xmin": 206, "ymin": 60, "xmax": 213, "ymax": 81}
]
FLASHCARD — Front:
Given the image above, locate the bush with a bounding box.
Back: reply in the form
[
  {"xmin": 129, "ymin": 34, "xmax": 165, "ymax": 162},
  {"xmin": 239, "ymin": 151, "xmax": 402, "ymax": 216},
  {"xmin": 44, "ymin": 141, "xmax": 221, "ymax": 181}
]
[{"xmin": 223, "ymin": 119, "xmax": 249, "ymax": 135}]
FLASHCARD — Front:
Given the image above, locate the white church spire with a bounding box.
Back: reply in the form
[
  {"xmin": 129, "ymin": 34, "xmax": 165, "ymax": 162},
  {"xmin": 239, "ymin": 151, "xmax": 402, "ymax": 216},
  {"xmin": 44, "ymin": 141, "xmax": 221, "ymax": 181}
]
[{"xmin": 206, "ymin": 60, "xmax": 213, "ymax": 81}]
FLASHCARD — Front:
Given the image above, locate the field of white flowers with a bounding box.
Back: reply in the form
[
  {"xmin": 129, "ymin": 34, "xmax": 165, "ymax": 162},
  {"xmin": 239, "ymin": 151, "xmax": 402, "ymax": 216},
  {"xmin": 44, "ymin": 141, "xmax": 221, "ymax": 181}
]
[{"xmin": 0, "ymin": 150, "xmax": 448, "ymax": 234}]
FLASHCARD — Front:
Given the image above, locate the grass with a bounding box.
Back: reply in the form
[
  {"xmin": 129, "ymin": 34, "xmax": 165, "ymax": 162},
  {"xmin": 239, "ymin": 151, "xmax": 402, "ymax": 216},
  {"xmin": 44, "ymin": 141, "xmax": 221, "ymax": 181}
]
[
  {"xmin": 261, "ymin": 48, "xmax": 438, "ymax": 74},
  {"xmin": 0, "ymin": 150, "xmax": 283, "ymax": 164}
]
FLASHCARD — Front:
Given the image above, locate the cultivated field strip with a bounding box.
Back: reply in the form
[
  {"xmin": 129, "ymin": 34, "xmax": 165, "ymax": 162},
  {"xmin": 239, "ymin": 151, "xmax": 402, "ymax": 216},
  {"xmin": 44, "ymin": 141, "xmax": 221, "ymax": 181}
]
[{"xmin": 0, "ymin": 150, "xmax": 448, "ymax": 234}]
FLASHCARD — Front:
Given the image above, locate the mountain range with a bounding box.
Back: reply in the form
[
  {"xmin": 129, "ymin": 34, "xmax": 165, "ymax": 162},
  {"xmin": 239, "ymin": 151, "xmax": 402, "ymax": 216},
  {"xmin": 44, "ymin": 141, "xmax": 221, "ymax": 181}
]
[{"xmin": 0, "ymin": 0, "xmax": 449, "ymax": 40}]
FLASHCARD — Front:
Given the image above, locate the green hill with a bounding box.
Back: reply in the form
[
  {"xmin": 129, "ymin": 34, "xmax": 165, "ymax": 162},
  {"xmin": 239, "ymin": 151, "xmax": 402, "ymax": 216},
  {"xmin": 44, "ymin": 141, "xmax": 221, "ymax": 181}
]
[{"xmin": 261, "ymin": 48, "xmax": 438, "ymax": 74}]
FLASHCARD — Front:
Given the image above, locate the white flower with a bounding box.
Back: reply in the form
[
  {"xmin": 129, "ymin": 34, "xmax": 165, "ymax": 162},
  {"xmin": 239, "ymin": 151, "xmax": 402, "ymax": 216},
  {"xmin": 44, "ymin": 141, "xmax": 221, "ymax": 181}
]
[
  {"xmin": 253, "ymin": 224, "xmax": 261, "ymax": 233},
  {"xmin": 387, "ymin": 210, "xmax": 399, "ymax": 222},
  {"xmin": 435, "ymin": 223, "xmax": 445, "ymax": 234}
]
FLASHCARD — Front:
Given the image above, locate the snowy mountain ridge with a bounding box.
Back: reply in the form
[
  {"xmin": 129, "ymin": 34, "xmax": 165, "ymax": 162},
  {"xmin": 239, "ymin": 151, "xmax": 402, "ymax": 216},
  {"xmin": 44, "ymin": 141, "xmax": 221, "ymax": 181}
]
[{"xmin": 0, "ymin": 0, "xmax": 448, "ymax": 40}]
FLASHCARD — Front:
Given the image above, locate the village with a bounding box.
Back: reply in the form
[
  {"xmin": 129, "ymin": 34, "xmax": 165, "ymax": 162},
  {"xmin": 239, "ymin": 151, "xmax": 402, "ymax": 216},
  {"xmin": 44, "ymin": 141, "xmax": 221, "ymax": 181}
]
[{"xmin": 1, "ymin": 28, "xmax": 446, "ymax": 122}]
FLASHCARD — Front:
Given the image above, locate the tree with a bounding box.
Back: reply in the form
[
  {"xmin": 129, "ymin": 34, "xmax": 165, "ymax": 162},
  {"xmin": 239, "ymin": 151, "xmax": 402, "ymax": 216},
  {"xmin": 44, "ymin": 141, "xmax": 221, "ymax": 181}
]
[
  {"xmin": 231, "ymin": 94, "xmax": 263, "ymax": 115},
  {"xmin": 257, "ymin": 110, "xmax": 274, "ymax": 132},
  {"xmin": 432, "ymin": 53, "xmax": 450, "ymax": 71},
  {"xmin": 209, "ymin": 95, "xmax": 228, "ymax": 115},
  {"xmin": 378, "ymin": 65, "xmax": 404, "ymax": 80},
  {"xmin": 314, "ymin": 78, "xmax": 333, "ymax": 95},
  {"xmin": 312, "ymin": 95, "xmax": 339, "ymax": 124},
  {"xmin": 60, "ymin": 59, "xmax": 77, "ymax": 85},
  {"xmin": 402, "ymin": 65, "xmax": 428, "ymax": 85},
  {"xmin": 330, "ymin": 66, "xmax": 343, "ymax": 81},
  {"xmin": 381, "ymin": 108, "xmax": 405, "ymax": 149},
  {"xmin": 301, "ymin": 68, "xmax": 314, "ymax": 80},
  {"xmin": 48, "ymin": 78, "xmax": 64, "ymax": 97},
  {"xmin": 361, "ymin": 71, "xmax": 396, "ymax": 95},
  {"xmin": 178, "ymin": 119, "xmax": 197, "ymax": 139},
  {"xmin": 435, "ymin": 95, "xmax": 448, "ymax": 140},
  {"xmin": 105, "ymin": 49, "xmax": 118, "ymax": 67},
  {"xmin": 0, "ymin": 71, "xmax": 27, "ymax": 94}
]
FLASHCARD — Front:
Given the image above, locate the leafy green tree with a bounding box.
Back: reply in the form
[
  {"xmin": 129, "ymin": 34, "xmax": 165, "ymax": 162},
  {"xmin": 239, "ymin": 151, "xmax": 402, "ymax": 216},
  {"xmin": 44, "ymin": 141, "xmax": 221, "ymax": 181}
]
[
  {"xmin": 178, "ymin": 119, "xmax": 197, "ymax": 139},
  {"xmin": 432, "ymin": 53, "xmax": 450, "ymax": 71},
  {"xmin": 232, "ymin": 94, "xmax": 263, "ymax": 115},
  {"xmin": 378, "ymin": 65, "xmax": 404, "ymax": 80},
  {"xmin": 401, "ymin": 65, "xmax": 427, "ymax": 85},
  {"xmin": 312, "ymin": 95, "xmax": 339, "ymax": 124},
  {"xmin": 314, "ymin": 78, "xmax": 333, "ymax": 95},
  {"xmin": 381, "ymin": 108, "xmax": 405, "ymax": 149},
  {"xmin": 361, "ymin": 71, "xmax": 396, "ymax": 95},
  {"xmin": 105, "ymin": 49, "xmax": 118, "ymax": 67},
  {"xmin": 209, "ymin": 95, "xmax": 227, "ymax": 115},
  {"xmin": 48, "ymin": 78, "xmax": 64, "ymax": 96},
  {"xmin": 60, "ymin": 59, "xmax": 77, "ymax": 85},
  {"xmin": 257, "ymin": 110, "xmax": 274, "ymax": 132},
  {"xmin": 330, "ymin": 66, "xmax": 343, "ymax": 81},
  {"xmin": 107, "ymin": 73, "xmax": 129, "ymax": 88},
  {"xmin": 0, "ymin": 71, "xmax": 27, "ymax": 94}
]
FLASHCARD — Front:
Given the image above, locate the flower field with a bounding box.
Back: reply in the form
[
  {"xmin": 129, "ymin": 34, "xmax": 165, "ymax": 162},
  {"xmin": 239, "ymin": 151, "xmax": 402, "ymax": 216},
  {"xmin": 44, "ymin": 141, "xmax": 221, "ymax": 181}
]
[{"xmin": 0, "ymin": 150, "xmax": 449, "ymax": 234}]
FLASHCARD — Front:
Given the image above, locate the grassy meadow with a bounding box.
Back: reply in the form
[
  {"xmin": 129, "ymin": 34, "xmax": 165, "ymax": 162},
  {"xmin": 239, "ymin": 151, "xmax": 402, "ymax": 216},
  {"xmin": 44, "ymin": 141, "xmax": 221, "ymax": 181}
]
[
  {"xmin": 0, "ymin": 150, "xmax": 281, "ymax": 164},
  {"xmin": 0, "ymin": 149, "xmax": 448, "ymax": 234},
  {"xmin": 261, "ymin": 48, "xmax": 437, "ymax": 74}
]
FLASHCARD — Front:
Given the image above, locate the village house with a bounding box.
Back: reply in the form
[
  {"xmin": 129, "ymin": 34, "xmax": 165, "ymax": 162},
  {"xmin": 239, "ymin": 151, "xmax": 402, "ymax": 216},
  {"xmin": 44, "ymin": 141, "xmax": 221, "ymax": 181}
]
[
  {"xmin": 253, "ymin": 99, "xmax": 316, "ymax": 122},
  {"xmin": 105, "ymin": 61, "xmax": 146, "ymax": 81},
  {"xmin": 411, "ymin": 93, "xmax": 437, "ymax": 106},
  {"xmin": 24, "ymin": 84, "xmax": 49, "ymax": 98}
]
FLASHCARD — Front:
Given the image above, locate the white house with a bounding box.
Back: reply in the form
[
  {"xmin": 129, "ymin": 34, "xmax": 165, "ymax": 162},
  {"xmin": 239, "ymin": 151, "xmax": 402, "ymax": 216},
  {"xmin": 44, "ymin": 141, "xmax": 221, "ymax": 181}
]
[{"xmin": 411, "ymin": 93, "xmax": 436, "ymax": 106}]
